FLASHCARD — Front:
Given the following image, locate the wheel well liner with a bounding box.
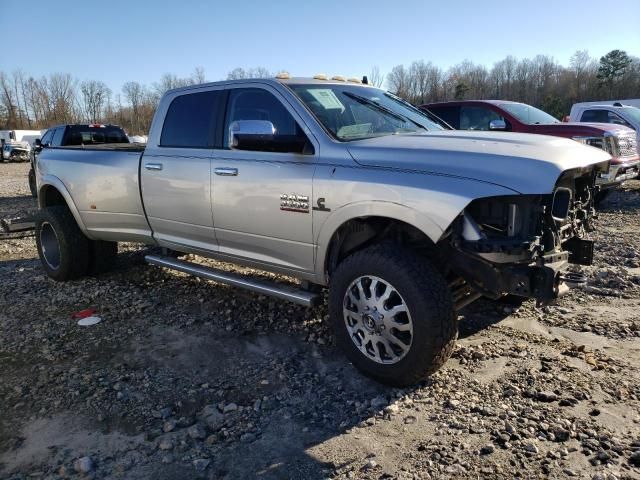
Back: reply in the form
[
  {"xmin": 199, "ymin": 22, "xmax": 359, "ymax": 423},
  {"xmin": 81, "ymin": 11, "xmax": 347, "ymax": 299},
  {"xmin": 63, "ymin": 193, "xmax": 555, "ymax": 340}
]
[
  {"xmin": 40, "ymin": 185, "xmax": 67, "ymax": 209},
  {"xmin": 325, "ymin": 217, "xmax": 437, "ymax": 276},
  {"xmin": 38, "ymin": 178, "xmax": 90, "ymax": 237}
]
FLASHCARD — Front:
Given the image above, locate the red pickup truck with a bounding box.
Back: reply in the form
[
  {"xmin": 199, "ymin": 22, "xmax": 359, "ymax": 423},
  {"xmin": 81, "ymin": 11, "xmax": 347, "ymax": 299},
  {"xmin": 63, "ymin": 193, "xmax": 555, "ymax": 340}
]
[{"xmin": 421, "ymin": 100, "xmax": 639, "ymax": 200}]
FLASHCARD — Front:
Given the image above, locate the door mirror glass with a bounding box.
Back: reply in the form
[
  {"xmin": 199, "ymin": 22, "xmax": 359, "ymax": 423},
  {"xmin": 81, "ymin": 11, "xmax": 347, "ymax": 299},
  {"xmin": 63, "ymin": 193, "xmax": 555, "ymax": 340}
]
[
  {"xmin": 230, "ymin": 120, "xmax": 309, "ymax": 154},
  {"xmin": 489, "ymin": 119, "xmax": 507, "ymax": 130}
]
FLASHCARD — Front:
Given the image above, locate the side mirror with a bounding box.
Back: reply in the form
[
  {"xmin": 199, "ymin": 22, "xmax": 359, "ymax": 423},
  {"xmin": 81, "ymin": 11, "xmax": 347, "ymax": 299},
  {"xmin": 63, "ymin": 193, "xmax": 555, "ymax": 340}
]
[
  {"xmin": 35, "ymin": 138, "xmax": 42, "ymax": 147},
  {"xmin": 489, "ymin": 119, "xmax": 507, "ymax": 131},
  {"xmin": 230, "ymin": 120, "xmax": 311, "ymax": 154}
]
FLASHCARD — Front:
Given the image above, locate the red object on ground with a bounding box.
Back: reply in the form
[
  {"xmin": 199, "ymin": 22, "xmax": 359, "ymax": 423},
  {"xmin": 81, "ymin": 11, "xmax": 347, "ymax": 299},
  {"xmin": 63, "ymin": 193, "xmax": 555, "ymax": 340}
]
[{"xmin": 71, "ymin": 308, "xmax": 97, "ymax": 319}]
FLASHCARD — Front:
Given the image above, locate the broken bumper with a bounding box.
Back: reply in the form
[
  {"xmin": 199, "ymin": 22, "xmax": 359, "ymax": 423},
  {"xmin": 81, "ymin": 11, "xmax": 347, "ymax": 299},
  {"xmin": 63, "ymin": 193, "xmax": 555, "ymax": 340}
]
[
  {"xmin": 449, "ymin": 237, "xmax": 593, "ymax": 304},
  {"xmin": 597, "ymin": 159, "xmax": 640, "ymax": 188}
]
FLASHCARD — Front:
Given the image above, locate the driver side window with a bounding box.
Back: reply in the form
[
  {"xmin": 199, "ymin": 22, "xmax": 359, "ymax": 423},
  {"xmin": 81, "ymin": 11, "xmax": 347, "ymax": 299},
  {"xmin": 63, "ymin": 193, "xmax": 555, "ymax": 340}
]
[
  {"xmin": 224, "ymin": 88, "xmax": 304, "ymax": 150},
  {"xmin": 460, "ymin": 106, "xmax": 505, "ymax": 131}
]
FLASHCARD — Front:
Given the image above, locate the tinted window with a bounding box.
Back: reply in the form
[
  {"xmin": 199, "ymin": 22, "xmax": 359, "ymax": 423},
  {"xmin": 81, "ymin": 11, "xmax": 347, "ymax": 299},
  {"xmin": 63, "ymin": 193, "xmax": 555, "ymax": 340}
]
[
  {"xmin": 225, "ymin": 88, "xmax": 301, "ymax": 147},
  {"xmin": 427, "ymin": 106, "xmax": 460, "ymax": 129},
  {"xmin": 64, "ymin": 125, "xmax": 129, "ymax": 145},
  {"xmin": 460, "ymin": 106, "xmax": 504, "ymax": 131},
  {"xmin": 580, "ymin": 109, "xmax": 609, "ymax": 123},
  {"xmin": 161, "ymin": 90, "xmax": 222, "ymax": 148},
  {"xmin": 51, "ymin": 128, "xmax": 65, "ymax": 146},
  {"xmin": 40, "ymin": 129, "xmax": 54, "ymax": 145}
]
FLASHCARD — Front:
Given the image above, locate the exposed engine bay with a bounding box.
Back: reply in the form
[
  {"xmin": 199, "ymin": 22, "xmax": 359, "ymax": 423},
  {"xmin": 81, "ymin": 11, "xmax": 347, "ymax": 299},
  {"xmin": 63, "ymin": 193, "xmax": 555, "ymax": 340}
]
[{"xmin": 446, "ymin": 165, "xmax": 605, "ymax": 304}]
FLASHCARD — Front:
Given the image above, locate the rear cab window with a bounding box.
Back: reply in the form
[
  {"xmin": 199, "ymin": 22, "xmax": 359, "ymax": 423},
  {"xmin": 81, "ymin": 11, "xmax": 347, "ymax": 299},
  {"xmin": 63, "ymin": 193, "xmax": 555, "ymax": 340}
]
[{"xmin": 63, "ymin": 125, "xmax": 129, "ymax": 146}]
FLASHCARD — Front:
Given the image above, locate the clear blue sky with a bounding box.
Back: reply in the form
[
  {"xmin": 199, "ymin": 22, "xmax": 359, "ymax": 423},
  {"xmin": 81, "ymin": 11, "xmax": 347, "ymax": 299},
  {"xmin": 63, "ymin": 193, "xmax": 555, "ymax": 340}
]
[{"xmin": 2, "ymin": 0, "xmax": 639, "ymax": 94}]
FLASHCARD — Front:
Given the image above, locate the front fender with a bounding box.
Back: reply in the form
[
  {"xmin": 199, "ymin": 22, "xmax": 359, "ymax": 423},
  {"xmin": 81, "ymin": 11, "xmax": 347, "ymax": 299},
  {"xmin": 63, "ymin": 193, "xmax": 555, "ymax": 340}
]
[
  {"xmin": 312, "ymin": 168, "xmax": 520, "ymax": 282},
  {"xmin": 38, "ymin": 174, "xmax": 92, "ymax": 237},
  {"xmin": 313, "ymin": 200, "xmax": 444, "ymax": 281}
]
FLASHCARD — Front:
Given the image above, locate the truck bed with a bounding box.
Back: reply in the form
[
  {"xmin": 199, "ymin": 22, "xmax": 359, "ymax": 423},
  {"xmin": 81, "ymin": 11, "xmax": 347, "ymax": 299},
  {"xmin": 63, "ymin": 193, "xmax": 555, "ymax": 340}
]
[{"xmin": 37, "ymin": 145, "xmax": 152, "ymax": 243}]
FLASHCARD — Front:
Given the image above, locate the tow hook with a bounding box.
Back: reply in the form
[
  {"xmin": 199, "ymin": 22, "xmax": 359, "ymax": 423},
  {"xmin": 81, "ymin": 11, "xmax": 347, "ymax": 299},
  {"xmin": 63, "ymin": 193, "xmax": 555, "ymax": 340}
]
[
  {"xmin": 556, "ymin": 271, "xmax": 588, "ymax": 299},
  {"xmin": 559, "ymin": 272, "xmax": 588, "ymax": 288}
]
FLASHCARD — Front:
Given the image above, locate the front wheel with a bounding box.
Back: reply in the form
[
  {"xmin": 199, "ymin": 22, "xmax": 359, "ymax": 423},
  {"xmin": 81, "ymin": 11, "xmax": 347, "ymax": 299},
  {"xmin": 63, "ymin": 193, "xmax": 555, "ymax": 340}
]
[{"xmin": 329, "ymin": 245, "xmax": 457, "ymax": 386}]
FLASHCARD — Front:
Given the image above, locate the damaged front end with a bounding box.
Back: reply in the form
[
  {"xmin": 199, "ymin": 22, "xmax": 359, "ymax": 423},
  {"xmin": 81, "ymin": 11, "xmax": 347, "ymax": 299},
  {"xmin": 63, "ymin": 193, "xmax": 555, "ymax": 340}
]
[{"xmin": 444, "ymin": 166, "xmax": 602, "ymax": 305}]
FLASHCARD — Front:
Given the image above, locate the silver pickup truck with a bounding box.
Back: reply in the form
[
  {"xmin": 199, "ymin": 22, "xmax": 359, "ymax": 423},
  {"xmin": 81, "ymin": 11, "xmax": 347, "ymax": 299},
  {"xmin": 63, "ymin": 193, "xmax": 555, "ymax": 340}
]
[{"xmin": 34, "ymin": 76, "xmax": 610, "ymax": 386}]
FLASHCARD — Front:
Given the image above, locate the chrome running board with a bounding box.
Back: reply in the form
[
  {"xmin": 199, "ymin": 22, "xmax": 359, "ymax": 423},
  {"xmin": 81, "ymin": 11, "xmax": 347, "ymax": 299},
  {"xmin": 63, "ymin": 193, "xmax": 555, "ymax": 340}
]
[{"xmin": 145, "ymin": 254, "xmax": 321, "ymax": 308}]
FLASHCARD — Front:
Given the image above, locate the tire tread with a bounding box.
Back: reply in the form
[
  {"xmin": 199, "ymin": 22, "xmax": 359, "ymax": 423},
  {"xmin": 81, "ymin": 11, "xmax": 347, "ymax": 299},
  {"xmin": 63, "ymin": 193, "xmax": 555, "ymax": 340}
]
[{"xmin": 329, "ymin": 244, "xmax": 457, "ymax": 386}]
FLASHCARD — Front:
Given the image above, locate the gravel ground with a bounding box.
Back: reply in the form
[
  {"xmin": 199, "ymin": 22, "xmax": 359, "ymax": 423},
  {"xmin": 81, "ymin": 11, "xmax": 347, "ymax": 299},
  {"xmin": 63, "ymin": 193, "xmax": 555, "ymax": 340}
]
[{"xmin": 0, "ymin": 161, "xmax": 639, "ymax": 480}]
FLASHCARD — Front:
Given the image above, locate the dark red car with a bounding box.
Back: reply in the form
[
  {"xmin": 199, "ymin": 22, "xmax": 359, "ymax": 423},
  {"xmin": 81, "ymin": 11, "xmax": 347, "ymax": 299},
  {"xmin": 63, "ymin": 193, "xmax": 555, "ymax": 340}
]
[{"xmin": 421, "ymin": 100, "xmax": 639, "ymax": 195}]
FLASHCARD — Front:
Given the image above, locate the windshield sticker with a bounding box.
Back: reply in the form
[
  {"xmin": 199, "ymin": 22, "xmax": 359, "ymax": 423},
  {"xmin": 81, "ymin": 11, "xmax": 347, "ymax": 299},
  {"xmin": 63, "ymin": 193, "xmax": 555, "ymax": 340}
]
[
  {"xmin": 337, "ymin": 123, "xmax": 372, "ymax": 138},
  {"xmin": 309, "ymin": 89, "xmax": 344, "ymax": 110}
]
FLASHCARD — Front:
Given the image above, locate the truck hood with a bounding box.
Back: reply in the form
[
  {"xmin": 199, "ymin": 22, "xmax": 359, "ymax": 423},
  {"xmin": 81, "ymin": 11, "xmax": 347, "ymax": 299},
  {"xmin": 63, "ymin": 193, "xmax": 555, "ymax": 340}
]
[{"xmin": 346, "ymin": 131, "xmax": 611, "ymax": 194}]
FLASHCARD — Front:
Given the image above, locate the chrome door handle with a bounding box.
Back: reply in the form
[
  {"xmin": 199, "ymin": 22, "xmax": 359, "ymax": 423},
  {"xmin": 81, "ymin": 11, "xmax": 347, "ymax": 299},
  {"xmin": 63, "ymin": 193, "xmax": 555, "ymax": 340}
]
[
  {"xmin": 145, "ymin": 163, "xmax": 163, "ymax": 171},
  {"xmin": 214, "ymin": 167, "xmax": 238, "ymax": 176}
]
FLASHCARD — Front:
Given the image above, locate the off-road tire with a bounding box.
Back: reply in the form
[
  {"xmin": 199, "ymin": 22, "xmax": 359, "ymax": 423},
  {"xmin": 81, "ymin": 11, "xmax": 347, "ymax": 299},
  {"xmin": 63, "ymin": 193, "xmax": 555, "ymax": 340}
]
[
  {"xmin": 35, "ymin": 206, "xmax": 90, "ymax": 281},
  {"xmin": 329, "ymin": 244, "xmax": 457, "ymax": 386},
  {"xmin": 89, "ymin": 240, "xmax": 118, "ymax": 275},
  {"xmin": 28, "ymin": 168, "xmax": 37, "ymax": 197}
]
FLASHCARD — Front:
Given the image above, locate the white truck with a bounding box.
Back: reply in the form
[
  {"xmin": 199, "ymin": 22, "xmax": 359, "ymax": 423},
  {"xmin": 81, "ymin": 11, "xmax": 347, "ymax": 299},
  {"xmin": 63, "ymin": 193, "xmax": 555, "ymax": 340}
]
[
  {"xmin": 0, "ymin": 129, "xmax": 43, "ymax": 162},
  {"xmin": 570, "ymin": 102, "xmax": 640, "ymax": 144}
]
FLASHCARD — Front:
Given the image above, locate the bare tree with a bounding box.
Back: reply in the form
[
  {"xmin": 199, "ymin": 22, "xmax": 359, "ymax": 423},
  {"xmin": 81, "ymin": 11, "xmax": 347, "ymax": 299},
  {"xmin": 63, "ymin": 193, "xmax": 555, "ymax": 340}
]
[
  {"xmin": 81, "ymin": 80, "xmax": 111, "ymax": 123},
  {"xmin": 0, "ymin": 72, "xmax": 18, "ymax": 128},
  {"xmin": 369, "ymin": 66, "xmax": 384, "ymax": 88},
  {"xmin": 192, "ymin": 67, "xmax": 206, "ymax": 84},
  {"xmin": 226, "ymin": 67, "xmax": 271, "ymax": 80},
  {"xmin": 387, "ymin": 65, "xmax": 411, "ymax": 98},
  {"xmin": 122, "ymin": 81, "xmax": 146, "ymax": 133}
]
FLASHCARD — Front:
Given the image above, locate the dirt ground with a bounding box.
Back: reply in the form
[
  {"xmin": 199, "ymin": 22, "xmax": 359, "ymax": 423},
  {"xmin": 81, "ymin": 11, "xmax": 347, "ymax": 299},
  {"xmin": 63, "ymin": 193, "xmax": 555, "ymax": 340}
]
[{"xmin": 0, "ymin": 161, "xmax": 639, "ymax": 480}]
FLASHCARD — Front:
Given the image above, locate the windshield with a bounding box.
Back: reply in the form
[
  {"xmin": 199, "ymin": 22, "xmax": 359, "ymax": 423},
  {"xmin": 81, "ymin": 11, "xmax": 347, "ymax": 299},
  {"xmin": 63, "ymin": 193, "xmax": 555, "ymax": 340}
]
[
  {"xmin": 622, "ymin": 107, "xmax": 640, "ymax": 124},
  {"xmin": 499, "ymin": 103, "xmax": 560, "ymax": 125},
  {"xmin": 289, "ymin": 84, "xmax": 444, "ymax": 141}
]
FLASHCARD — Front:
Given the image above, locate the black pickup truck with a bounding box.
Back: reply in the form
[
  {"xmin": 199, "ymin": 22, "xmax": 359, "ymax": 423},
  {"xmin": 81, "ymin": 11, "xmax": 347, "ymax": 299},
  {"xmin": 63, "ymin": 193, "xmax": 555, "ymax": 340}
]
[{"xmin": 29, "ymin": 124, "xmax": 129, "ymax": 197}]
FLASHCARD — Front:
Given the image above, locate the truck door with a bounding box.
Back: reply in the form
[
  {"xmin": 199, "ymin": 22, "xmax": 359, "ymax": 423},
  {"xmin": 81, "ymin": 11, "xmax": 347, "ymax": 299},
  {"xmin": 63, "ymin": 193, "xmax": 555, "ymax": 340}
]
[
  {"xmin": 211, "ymin": 86, "xmax": 317, "ymax": 273},
  {"xmin": 141, "ymin": 87, "xmax": 225, "ymax": 252}
]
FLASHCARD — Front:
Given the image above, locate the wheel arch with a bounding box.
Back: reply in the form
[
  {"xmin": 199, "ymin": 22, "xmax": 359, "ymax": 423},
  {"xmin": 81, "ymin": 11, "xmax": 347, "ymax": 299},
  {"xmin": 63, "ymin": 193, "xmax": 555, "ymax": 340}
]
[
  {"xmin": 315, "ymin": 201, "xmax": 445, "ymax": 283},
  {"xmin": 38, "ymin": 175, "xmax": 90, "ymax": 236}
]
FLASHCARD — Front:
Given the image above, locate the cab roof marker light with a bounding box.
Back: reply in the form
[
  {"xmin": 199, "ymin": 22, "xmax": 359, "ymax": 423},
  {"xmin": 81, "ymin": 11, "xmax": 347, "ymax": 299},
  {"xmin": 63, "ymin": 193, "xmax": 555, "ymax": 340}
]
[
  {"xmin": 331, "ymin": 76, "xmax": 346, "ymax": 82},
  {"xmin": 347, "ymin": 77, "xmax": 362, "ymax": 84},
  {"xmin": 275, "ymin": 72, "xmax": 290, "ymax": 80},
  {"xmin": 313, "ymin": 74, "xmax": 328, "ymax": 80}
]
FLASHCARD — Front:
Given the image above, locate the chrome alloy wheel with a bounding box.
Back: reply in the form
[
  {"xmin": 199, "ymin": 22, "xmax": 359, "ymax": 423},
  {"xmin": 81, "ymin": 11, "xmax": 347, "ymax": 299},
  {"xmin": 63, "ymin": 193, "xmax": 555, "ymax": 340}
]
[
  {"xmin": 39, "ymin": 221, "xmax": 61, "ymax": 270},
  {"xmin": 343, "ymin": 275, "xmax": 413, "ymax": 364}
]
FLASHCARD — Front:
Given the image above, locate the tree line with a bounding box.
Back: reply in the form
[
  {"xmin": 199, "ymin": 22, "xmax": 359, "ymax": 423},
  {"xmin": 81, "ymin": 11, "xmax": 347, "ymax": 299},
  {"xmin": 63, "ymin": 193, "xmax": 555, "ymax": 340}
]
[
  {"xmin": 384, "ymin": 49, "xmax": 639, "ymax": 118},
  {"xmin": 1, "ymin": 50, "xmax": 638, "ymax": 134}
]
